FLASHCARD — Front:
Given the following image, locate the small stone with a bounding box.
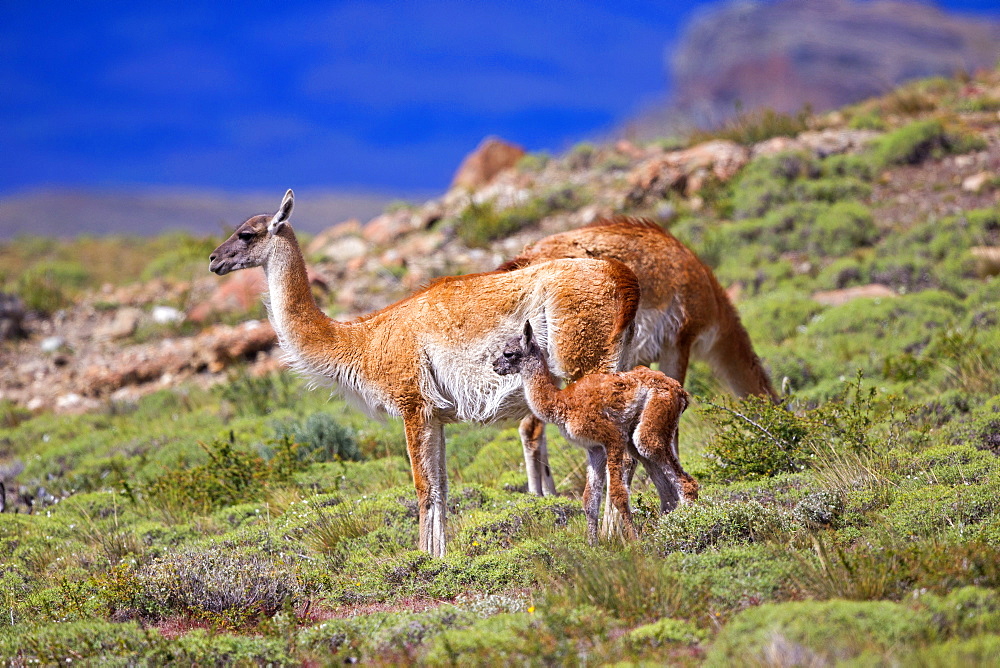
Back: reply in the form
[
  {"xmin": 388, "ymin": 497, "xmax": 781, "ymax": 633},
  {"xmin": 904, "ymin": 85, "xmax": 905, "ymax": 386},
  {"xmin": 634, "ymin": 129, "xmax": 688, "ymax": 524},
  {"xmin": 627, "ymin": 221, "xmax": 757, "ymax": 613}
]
[
  {"xmin": 40, "ymin": 336, "xmax": 65, "ymax": 353},
  {"xmin": 151, "ymin": 305, "xmax": 184, "ymax": 325},
  {"xmin": 962, "ymin": 171, "xmax": 992, "ymax": 193}
]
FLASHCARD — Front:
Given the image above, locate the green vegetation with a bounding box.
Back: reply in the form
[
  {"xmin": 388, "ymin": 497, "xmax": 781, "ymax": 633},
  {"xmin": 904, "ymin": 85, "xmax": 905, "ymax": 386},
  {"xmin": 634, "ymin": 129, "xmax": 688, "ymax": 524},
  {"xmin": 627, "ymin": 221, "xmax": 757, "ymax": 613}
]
[
  {"xmin": 690, "ymin": 107, "xmax": 810, "ymax": 146},
  {"xmin": 456, "ymin": 186, "xmax": 588, "ymax": 247},
  {"xmin": 3, "ymin": 72, "xmax": 1000, "ymax": 663},
  {"xmin": 1, "ymin": 233, "xmax": 219, "ymax": 312}
]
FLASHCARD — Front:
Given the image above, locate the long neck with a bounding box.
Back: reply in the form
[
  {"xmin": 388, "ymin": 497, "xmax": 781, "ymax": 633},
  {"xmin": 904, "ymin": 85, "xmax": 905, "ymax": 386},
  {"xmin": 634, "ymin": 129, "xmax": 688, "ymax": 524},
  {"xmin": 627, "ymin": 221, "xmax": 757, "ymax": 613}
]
[
  {"xmin": 261, "ymin": 232, "xmax": 360, "ymax": 373},
  {"xmin": 263, "ymin": 233, "xmax": 327, "ymax": 337},
  {"xmin": 519, "ymin": 354, "xmax": 564, "ymax": 424}
]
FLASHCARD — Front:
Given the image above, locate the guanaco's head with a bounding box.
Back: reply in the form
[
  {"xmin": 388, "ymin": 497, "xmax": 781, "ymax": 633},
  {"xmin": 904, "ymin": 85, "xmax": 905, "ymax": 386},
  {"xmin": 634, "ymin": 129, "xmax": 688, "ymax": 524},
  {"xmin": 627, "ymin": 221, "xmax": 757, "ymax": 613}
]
[
  {"xmin": 493, "ymin": 321, "xmax": 545, "ymax": 376},
  {"xmin": 209, "ymin": 189, "xmax": 295, "ymax": 275}
]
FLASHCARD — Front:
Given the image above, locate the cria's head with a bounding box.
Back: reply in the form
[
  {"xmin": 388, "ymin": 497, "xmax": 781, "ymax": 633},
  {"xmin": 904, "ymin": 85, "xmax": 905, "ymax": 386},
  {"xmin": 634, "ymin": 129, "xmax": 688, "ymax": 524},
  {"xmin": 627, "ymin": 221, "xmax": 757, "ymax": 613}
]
[
  {"xmin": 209, "ymin": 189, "xmax": 294, "ymax": 275},
  {"xmin": 493, "ymin": 320, "xmax": 542, "ymax": 376}
]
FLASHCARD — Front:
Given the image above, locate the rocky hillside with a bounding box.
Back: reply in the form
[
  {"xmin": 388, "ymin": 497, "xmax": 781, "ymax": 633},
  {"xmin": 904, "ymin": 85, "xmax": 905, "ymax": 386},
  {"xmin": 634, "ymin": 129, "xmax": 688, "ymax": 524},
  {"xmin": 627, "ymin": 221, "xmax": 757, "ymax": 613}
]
[
  {"xmin": 632, "ymin": 0, "xmax": 1000, "ymax": 136},
  {"xmin": 1, "ymin": 67, "xmax": 999, "ymax": 413}
]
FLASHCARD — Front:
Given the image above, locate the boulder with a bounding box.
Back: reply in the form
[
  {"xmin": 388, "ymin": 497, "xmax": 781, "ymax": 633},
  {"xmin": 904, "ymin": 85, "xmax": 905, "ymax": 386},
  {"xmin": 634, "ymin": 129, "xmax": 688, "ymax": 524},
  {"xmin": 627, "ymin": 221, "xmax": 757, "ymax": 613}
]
[
  {"xmin": 187, "ymin": 271, "xmax": 265, "ymax": 323},
  {"xmin": 79, "ymin": 320, "xmax": 277, "ymax": 396},
  {"xmin": 627, "ymin": 140, "xmax": 749, "ymax": 203},
  {"xmin": 188, "ymin": 268, "xmax": 327, "ymax": 323},
  {"xmin": 451, "ymin": 137, "xmax": 526, "ymax": 191},
  {"xmin": 363, "ymin": 209, "xmax": 420, "ymax": 246}
]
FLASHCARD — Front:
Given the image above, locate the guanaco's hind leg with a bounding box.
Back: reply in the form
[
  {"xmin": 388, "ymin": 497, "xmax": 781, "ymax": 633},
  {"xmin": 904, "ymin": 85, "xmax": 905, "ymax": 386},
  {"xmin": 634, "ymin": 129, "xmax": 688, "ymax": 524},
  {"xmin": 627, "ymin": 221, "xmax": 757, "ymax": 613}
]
[
  {"xmin": 402, "ymin": 411, "xmax": 447, "ymax": 557},
  {"xmin": 520, "ymin": 414, "xmax": 556, "ymax": 496}
]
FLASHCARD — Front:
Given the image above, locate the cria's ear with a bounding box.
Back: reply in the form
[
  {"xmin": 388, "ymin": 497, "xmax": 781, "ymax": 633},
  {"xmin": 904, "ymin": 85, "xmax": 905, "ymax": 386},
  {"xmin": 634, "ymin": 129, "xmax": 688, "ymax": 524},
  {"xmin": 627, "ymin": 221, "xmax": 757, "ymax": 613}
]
[
  {"xmin": 522, "ymin": 320, "xmax": 533, "ymax": 344},
  {"xmin": 268, "ymin": 189, "xmax": 294, "ymax": 235}
]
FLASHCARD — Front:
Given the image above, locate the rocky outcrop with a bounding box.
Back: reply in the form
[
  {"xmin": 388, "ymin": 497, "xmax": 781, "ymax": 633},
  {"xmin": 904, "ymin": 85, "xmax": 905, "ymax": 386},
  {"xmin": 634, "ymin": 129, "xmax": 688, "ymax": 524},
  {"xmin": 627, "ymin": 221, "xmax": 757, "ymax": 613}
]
[
  {"xmin": 627, "ymin": 140, "xmax": 750, "ymax": 204},
  {"xmin": 451, "ymin": 137, "xmax": 526, "ymax": 191},
  {"xmin": 79, "ymin": 320, "xmax": 277, "ymax": 398}
]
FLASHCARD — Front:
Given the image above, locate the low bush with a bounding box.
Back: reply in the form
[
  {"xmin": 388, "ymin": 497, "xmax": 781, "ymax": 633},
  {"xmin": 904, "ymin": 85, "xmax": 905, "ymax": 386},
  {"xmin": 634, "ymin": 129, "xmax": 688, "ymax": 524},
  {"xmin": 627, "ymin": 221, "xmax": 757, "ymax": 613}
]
[
  {"xmin": 869, "ymin": 118, "xmax": 986, "ymax": 169},
  {"xmin": 270, "ymin": 411, "xmax": 361, "ymax": 462},
  {"xmin": 139, "ymin": 537, "xmax": 307, "ymax": 625},
  {"xmin": 706, "ymin": 599, "xmax": 933, "ymax": 666},
  {"xmin": 653, "ymin": 499, "xmax": 791, "ymax": 553},
  {"xmin": 138, "ymin": 434, "xmax": 304, "ymax": 518}
]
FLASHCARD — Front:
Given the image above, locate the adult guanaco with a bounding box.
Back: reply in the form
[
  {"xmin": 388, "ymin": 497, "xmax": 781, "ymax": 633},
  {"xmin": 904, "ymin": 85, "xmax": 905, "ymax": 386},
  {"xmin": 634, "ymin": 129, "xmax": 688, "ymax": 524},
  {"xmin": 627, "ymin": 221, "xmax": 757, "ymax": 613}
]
[
  {"xmin": 500, "ymin": 217, "xmax": 776, "ymax": 531},
  {"xmin": 209, "ymin": 190, "xmax": 640, "ymax": 556},
  {"xmin": 494, "ymin": 321, "xmax": 697, "ymax": 544}
]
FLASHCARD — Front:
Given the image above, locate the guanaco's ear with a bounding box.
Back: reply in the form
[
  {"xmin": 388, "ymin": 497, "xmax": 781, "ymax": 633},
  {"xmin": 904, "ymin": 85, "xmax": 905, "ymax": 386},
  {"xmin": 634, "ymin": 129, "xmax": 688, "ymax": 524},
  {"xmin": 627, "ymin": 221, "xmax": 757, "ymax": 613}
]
[
  {"xmin": 268, "ymin": 189, "xmax": 294, "ymax": 235},
  {"xmin": 522, "ymin": 320, "xmax": 533, "ymax": 344}
]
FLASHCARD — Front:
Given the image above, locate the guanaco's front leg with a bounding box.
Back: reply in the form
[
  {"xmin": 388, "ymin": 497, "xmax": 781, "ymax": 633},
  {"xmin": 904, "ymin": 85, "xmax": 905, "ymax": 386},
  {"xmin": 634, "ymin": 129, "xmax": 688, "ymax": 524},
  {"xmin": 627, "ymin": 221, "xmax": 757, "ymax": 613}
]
[{"xmin": 402, "ymin": 409, "xmax": 447, "ymax": 557}]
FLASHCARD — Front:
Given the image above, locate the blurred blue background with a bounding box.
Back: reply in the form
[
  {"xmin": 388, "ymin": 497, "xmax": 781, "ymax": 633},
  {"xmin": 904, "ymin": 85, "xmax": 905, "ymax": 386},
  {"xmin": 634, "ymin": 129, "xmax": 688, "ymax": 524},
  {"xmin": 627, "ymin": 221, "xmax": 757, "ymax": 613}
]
[{"xmin": 0, "ymin": 0, "xmax": 997, "ymax": 234}]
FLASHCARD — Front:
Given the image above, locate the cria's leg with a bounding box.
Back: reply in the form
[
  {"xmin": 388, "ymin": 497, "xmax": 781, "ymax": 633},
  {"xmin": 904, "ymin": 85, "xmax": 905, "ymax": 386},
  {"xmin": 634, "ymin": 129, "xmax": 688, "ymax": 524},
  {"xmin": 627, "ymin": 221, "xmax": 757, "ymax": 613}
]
[
  {"xmin": 602, "ymin": 450, "xmax": 638, "ymax": 537},
  {"xmin": 403, "ymin": 411, "xmax": 447, "ymax": 557},
  {"xmin": 520, "ymin": 414, "xmax": 556, "ymax": 496},
  {"xmin": 583, "ymin": 447, "xmax": 606, "ymax": 546},
  {"xmin": 601, "ymin": 435, "xmax": 638, "ymax": 542}
]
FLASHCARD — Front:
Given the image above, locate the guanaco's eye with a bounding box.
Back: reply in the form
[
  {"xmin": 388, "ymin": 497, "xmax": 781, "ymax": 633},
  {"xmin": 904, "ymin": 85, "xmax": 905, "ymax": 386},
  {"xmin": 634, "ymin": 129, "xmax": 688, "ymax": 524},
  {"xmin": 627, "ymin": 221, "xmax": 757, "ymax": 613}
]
[
  {"xmin": 238, "ymin": 230, "xmax": 255, "ymax": 241},
  {"xmin": 503, "ymin": 351, "xmax": 519, "ymax": 360}
]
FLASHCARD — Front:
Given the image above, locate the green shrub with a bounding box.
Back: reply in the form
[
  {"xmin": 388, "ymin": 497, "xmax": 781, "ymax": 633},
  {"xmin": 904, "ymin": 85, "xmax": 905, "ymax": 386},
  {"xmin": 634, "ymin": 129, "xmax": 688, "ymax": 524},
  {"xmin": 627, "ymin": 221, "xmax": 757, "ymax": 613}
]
[
  {"xmin": 140, "ymin": 234, "xmax": 220, "ymax": 282},
  {"xmin": 0, "ymin": 620, "xmax": 152, "ymax": 665},
  {"xmin": 139, "ymin": 538, "xmax": 306, "ymax": 624},
  {"xmin": 739, "ymin": 290, "xmax": 824, "ymax": 345},
  {"xmin": 139, "ymin": 434, "xmax": 304, "ymax": 517},
  {"xmin": 869, "ymin": 118, "xmax": 986, "ymax": 169},
  {"xmin": 454, "ymin": 495, "xmax": 581, "ymax": 553},
  {"xmin": 897, "ymin": 635, "xmax": 1000, "ymax": 667},
  {"xmin": 15, "ymin": 264, "xmax": 75, "ymax": 313},
  {"xmin": 810, "ymin": 200, "xmax": 879, "ymax": 256},
  {"xmin": 422, "ymin": 606, "xmax": 612, "ymax": 666},
  {"xmin": 516, "ymin": 151, "xmax": 550, "ymax": 173},
  {"xmin": 731, "ymin": 151, "xmax": 821, "ymax": 219},
  {"xmin": 457, "ymin": 186, "xmax": 585, "ymax": 248},
  {"xmin": 700, "ymin": 395, "xmax": 813, "ymax": 481},
  {"xmin": 217, "ymin": 369, "xmax": 298, "ymax": 417},
  {"xmin": 271, "ymin": 411, "xmax": 361, "ymax": 462},
  {"xmin": 627, "ymin": 617, "xmax": 708, "ymax": 648},
  {"xmin": 914, "ymin": 587, "xmax": 1000, "ymax": 639},
  {"xmin": 653, "ymin": 499, "xmax": 790, "ymax": 553}
]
